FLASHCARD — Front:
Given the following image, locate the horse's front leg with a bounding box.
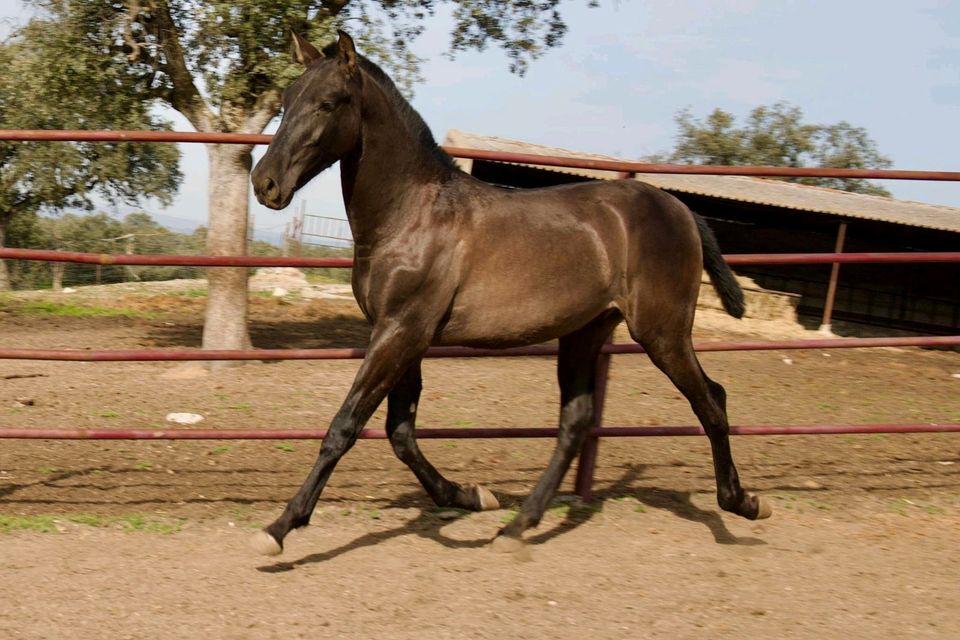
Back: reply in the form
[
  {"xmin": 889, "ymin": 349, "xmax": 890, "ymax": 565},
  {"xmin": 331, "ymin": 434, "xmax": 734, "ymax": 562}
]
[{"xmin": 252, "ymin": 322, "xmax": 431, "ymax": 556}]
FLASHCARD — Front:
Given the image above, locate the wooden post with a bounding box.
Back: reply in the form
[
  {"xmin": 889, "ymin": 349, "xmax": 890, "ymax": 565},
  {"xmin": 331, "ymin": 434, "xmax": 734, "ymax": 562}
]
[{"xmin": 819, "ymin": 222, "xmax": 847, "ymax": 333}]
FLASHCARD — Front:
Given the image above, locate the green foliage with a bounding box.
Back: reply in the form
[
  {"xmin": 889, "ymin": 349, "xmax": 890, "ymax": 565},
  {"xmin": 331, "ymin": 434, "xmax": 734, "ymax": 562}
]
[
  {"xmin": 24, "ymin": 1, "xmax": 593, "ymax": 120},
  {"xmin": 0, "ymin": 18, "xmax": 182, "ymax": 218},
  {"xmin": 2, "ymin": 210, "xmax": 257, "ymax": 290},
  {"xmin": 300, "ymin": 244, "xmax": 354, "ymax": 283},
  {"xmin": 663, "ymin": 102, "xmax": 893, "ymax": 196},
  {"xmin": 446, "ymin": 1, "xmax": 574, "ymax": 75}
]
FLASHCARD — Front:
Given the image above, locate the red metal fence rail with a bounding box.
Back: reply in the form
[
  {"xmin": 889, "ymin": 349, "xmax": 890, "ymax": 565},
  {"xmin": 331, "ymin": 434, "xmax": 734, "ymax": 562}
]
[
  {"xmin": 2, "ymin": 248, "xmax": 958, "ymax": 458},
  {"xmin": 4, "ymin": 129, "xmax": 960, "ymax": 181},
  {"xmin": 2, "ymin": 129, "xmax": 958, "ymax": 499},
  {"xmin": 3, "ymin": 248, "xmax": 960, "ymax": 267}
]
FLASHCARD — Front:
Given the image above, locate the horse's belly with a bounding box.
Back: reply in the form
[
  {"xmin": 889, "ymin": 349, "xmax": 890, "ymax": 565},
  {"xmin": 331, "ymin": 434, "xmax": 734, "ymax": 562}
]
[{"xmin": 436, "ymin": 292, "xmax": 615, "ymax": 348}]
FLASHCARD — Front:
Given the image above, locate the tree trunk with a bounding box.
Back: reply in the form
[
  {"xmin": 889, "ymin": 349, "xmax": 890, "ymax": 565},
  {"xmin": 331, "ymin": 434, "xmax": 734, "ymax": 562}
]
[
  {"xmin": 51, "ymin": 262, "xmax": 65, "ymax": 291},
  {"xmin": 0, "ymin": 221, "xmax": 10, "ymax": 292},
  {"xmin": 201, "ymin": 143, "xmax": 254, "ymax": 362}
]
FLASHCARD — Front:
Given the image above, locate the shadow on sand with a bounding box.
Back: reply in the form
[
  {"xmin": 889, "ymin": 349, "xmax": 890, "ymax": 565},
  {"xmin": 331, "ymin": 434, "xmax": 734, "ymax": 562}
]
[{"xmin": 256, "ymin": 463, "xmax": 764, "ymax": 573}]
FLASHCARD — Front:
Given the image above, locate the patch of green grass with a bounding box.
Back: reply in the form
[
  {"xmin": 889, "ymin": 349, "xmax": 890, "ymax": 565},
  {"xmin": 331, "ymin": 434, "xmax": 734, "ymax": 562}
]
[
  {"xmin": 37, "ymin": 466, "xmax": 63, "ymax": 475},
  {"xmin": 99, "ymin": 410, "xmax": 120, "ymax": 418},
  {"xmin": 209, "ymin": 445, "xmax": 230, "ymax": 455},
  {"xmin": 304, "ymin": 272, "xmax": 351, "ymax": 285},
  {"xmin": 275, "ymin": 444, "xmax": 295, "ymax": 452},
  {"xmin": 0, "ymin": 515, "xmax": 59, "ymax": 533},
  {"xmin": 120, "ymin": 514, "xmax": 184, "ymax": 534},
  {"xmin": 227, "ymin": 403, "xmax": 253, "ymax": 412},
  {"xmin": 14, "ymin": 300, "xmax": 155, "ymax": 319},
  {"xmin": 168, "ymin": 289, "xmax": 208, "ymax": 298},
  {"xmin": 133, "ymin": 462, "xmax": 152, "ymax": 471},
  {"xmin": 890, "ymin": 497, "xmax": 949, "ymax": 517},
  {"xmin": 65, "ymin": 514, "xmax": 108, "ymax": 527},
  {"xmin": 0, "ymin": 514, "xmax": 184, "ymax": 535},
  {"xmin": 634, "ymin": 504, "xmax": 647, "ymax": 513},
  {"xmin": 500, "ymin": 508, "xmax": 518, "ymax": 525}
]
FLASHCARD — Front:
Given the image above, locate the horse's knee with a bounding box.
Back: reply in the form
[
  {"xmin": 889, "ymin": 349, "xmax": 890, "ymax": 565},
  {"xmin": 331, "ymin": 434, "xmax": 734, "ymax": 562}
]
[
  {"xmin": 321, "ymin": 424, "xmax": 361, "ymax": 458},
  {"xmin": 389, "ymin": 434, "xmax": 418, "ymax": 464}
]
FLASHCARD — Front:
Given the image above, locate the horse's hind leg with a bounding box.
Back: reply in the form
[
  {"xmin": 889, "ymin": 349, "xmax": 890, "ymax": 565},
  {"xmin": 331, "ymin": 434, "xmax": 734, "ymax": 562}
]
[
  {"xmin": 386, "ymin": 361, "xmax": 498, "ymax": 511},
  {"xmin": 498, "ymin": 312, "xmax": 621, "ymax": 541},
  {"xmin": 640, "ymin": 331, "xmax": 770, "ymax": 520}
]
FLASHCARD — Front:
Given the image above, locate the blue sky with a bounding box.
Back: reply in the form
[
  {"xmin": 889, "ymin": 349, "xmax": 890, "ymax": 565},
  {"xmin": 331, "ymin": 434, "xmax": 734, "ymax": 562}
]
[{"xmin": 3, "ymin": 1, "xmax": 959, "ymax": 242}]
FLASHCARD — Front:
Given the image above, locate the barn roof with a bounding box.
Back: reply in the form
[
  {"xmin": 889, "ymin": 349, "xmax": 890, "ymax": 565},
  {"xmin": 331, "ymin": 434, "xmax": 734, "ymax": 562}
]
[{"xmin": 444, "ymin": 130, "xmax": 960, "ymax": 234}]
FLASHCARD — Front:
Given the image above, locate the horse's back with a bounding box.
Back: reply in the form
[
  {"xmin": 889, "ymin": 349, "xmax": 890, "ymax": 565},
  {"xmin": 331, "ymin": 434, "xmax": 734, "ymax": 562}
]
[{"xmin": 433, "ymin": 177, "xmax": 703, "ymax": 347}]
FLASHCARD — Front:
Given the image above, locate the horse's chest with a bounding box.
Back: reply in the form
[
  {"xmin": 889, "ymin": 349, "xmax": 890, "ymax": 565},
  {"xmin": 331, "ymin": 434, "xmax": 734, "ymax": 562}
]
[{"xmin": 350, "ymin": 252, "xmax": 375, "ymax": 322}]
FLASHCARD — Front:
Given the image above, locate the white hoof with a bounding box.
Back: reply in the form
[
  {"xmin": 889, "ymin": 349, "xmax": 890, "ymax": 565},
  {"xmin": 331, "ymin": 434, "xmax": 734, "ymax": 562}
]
[
  {"xmin": 473, "ymin": 485, "xmax": 500, "ymax": 511},
  {"xmin": 755, "ymin": 496, "xmax": 773, "ymax": 520},
  {"xmin": 250, "ymin": 530, "xmax": 283, "ymax": 556}
]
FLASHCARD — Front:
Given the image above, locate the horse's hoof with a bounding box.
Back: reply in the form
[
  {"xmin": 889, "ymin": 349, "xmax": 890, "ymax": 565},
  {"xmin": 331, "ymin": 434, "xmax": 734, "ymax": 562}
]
[
  {"xmin": 250, "ymin": 530, "xmax": 283, "ymax": 556},
  {"xmin": 754, "ymin": 496, "xmax": 773, "ymax": 520},
  {"xmin": 471, "ymin": 485, "xmax": 500, "ymax": 511}
]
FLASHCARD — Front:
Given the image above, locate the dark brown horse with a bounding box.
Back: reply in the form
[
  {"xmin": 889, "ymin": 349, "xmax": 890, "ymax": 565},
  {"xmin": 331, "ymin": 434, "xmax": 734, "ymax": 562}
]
[{"xmin": 249, "ymin": 31, "xmax": 770, "ymax": 556}]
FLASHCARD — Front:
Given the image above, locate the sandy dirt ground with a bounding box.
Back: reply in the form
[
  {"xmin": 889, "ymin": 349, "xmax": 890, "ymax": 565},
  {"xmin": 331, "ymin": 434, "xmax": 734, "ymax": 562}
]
[{"xmin": 1, "ymin": 281, "xmax": 958, "ymax": 639}]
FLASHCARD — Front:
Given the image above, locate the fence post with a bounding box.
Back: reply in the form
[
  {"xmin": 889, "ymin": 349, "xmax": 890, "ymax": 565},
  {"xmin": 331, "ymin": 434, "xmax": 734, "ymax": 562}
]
[
  {"xmin": 574, "ymin": 333, "xmax": 613, "ymax": 500},
  {"xmin": 819, "ymin": 222, "xmax": 848, "ymax": 333}
]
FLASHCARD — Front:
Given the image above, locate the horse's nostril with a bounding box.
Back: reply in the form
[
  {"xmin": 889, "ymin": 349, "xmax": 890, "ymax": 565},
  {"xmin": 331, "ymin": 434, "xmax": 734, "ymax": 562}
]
[{"xmin": 261, "ymin": 177, "xmax": 279, "ymax": 199}]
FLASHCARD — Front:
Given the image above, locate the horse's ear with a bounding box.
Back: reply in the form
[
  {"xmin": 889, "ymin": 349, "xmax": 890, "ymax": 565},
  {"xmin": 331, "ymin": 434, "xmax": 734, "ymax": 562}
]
[
  {"xmin": 336, "ymin": 30, "xmax": 358, "ymax": 77},
  {"xmin": 291, "ymin": 31, "xmax": 323, "ymax": 66}
]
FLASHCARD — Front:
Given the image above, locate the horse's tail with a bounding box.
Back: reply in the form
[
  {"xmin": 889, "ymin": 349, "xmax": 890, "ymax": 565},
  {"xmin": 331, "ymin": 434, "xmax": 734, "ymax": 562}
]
[{"xmin": 694, "ymin": 213, "xmax": 745, "ymax": 319}]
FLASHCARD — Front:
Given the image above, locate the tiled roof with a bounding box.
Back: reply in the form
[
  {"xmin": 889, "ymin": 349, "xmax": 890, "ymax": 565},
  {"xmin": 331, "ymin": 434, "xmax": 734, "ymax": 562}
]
[{"xmin": 444, "ymin": 130, "xmax": 960, "ymax": 233}]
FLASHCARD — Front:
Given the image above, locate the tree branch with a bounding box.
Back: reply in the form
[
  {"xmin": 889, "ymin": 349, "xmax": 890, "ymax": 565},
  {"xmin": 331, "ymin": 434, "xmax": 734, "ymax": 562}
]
[
  {"xmin": 148, "ymin": 0, "xmax": 215, "ymax": 132},
  {"xmin": 321, "ymin": 0, "xmax": 352, "ymax": 18},
  {"xmin": 244, "ymin": 88, "xmax": 284, "ymax": 135}
]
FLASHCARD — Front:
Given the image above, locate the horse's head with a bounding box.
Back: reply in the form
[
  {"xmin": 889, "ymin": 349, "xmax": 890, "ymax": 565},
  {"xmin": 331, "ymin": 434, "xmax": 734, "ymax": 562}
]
[{"xmin": 252, "ymin": 31, "xmax": 363, "ymax": 210}]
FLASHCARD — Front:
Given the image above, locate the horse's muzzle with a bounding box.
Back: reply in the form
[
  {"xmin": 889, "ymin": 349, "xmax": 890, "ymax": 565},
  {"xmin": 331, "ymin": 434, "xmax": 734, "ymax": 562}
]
[{"xmin": 254, "ymin": 176, "xmax": 285, "ymax": 209}]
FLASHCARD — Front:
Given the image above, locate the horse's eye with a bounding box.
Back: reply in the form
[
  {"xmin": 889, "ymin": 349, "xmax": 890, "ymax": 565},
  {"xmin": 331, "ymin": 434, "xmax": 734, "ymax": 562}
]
[{"xmin": 319, "ymin": 101, "xmax": 335, "ymax": 113}]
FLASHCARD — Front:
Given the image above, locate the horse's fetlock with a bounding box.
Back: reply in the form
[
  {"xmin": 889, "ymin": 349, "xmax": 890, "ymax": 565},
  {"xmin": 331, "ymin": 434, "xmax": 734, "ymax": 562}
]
[{"xmin": 717, "ymin": 490, "xmax": 744, "ymax": 514}]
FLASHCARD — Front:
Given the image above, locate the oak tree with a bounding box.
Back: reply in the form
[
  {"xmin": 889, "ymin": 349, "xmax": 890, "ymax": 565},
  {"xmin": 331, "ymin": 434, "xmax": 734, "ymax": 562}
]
[{"xmin": 663, "ymin": 102, "xmax": 893, "ymax": 196}]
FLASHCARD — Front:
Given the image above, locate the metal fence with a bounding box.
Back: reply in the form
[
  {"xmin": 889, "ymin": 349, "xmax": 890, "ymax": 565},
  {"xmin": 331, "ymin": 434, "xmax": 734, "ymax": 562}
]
[{"xmin": 2, "ymin": 128, "xmax": 959, "ymax": 498}]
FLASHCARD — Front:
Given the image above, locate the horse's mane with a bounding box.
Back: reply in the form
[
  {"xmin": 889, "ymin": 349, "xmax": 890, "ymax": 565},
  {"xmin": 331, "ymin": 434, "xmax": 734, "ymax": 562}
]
[{"xmin": 322, "ymin": 43, "xmax": 460, "ymax": 174}]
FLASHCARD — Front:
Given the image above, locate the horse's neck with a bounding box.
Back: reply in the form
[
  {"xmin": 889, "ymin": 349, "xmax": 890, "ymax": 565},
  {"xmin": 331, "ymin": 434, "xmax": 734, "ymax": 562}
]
[{"xmin": 340, "ymin": 77, "xmax": 452, "ymax": 248}]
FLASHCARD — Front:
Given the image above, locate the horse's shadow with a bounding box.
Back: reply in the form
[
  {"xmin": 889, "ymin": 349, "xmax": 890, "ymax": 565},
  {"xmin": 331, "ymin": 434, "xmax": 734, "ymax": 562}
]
[{"xmin": 257, "ymin": 464, "xmax": 763, "ymax": 572}]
